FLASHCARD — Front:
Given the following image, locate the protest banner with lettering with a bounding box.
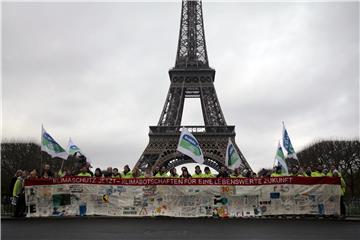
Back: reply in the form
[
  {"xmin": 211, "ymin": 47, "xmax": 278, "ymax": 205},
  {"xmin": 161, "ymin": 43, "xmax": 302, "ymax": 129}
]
[{"xmin": 25, "ymin": 177, "xmax": 341, "ymax": 217}]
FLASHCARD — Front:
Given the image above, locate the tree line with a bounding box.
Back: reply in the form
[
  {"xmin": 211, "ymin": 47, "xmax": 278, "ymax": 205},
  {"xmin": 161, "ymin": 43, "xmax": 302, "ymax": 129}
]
[
  {"xmin": 1, "ymin": 140, "xmax": 77, "ymax": 196},
  {"xmin": 296, "ymin": 139, "xmax": 360, "ymax": 199}
]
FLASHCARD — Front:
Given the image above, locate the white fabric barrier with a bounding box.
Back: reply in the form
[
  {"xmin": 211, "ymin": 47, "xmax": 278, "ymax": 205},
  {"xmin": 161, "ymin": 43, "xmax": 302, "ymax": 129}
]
[{"xmin": 25, "ymin": 176, "xmax": 341, "ymax": 217}]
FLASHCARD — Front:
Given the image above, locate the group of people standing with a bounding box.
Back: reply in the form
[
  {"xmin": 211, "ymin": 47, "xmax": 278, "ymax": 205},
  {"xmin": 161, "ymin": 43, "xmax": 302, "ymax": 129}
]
[{"xmin": 8, "ymin": 155, "xmax": 346, "ymax": 217}]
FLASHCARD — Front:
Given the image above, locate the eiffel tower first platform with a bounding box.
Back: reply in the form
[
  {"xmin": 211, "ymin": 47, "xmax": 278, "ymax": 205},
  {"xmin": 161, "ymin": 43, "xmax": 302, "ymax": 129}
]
[{"xmin": 135, "ymin": 0, "xmax": 252, "ymax": 172}]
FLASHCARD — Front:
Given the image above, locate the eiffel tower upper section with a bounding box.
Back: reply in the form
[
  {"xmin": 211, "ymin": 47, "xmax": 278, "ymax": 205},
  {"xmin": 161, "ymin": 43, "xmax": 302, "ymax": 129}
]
[
  {"xmin": 158, "ymin": 0, "xmax": 226, "ymax": 128},
  {"xmin": 136, "ymin": 0, "xmax": 251, "ymax": 171},
  {"xmin": 175, "ymin": 0, "xmax": 209, "ymax": 69}
]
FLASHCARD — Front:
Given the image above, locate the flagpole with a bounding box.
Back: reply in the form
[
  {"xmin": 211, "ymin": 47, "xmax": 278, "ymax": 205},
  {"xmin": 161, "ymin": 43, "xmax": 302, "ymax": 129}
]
[
  {"xmin": 59, "ymin": 158, "xmax": 65, "ymax": 173},
  {"xmin": 40, "ymin": 124, "xmax": 43, "ymax": 173},
  {"xmin": 273, "ymin": 140, "xmax": 279, "ymax": 168},
  {"xmin": 282, "ymin": 121, "xmax": 301, "ymax": 167},
  {"xmin": 279, "ymin": 121, "xmax": 285, "ymax": 168},
  {"xmin": 40, "ymin": 151, "xmax": 43, "ymax": 174}
]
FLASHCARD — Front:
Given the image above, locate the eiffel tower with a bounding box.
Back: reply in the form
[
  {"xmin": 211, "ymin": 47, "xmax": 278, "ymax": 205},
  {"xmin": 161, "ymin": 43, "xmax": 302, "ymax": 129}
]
[{"xmin": 135, "ymin": 0, "xmax": 251, "ymax": 172}]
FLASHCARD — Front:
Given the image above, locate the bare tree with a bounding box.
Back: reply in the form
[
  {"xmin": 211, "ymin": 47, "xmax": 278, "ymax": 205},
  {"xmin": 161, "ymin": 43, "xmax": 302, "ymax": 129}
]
[
  {"xmin": 1, "ymin": 140, "xmax": 77, "ymax": 197},
  {"xmin": 297, "ymin": 139, "xmax": 360, "ymax": 198}
]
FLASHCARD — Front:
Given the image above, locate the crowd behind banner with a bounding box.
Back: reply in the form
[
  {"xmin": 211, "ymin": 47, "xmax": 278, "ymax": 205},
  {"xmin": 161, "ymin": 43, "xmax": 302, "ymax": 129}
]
[{"xmin": 9, "ymin": 154, "xmax": 346, "ymax": 218}]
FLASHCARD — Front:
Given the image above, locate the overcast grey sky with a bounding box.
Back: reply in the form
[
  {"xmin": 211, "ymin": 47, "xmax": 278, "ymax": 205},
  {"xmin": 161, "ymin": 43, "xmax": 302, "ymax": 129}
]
[{"xmin": 2, "ymin": 1, "xmax": 359, "ymax": 172}]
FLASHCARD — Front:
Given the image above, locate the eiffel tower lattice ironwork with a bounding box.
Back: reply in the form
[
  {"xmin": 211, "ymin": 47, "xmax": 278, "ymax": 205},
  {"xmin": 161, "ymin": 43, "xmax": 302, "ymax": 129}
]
[{"xmin": 135, "ymin": 0, "xmax": 251, "ymax": 172}]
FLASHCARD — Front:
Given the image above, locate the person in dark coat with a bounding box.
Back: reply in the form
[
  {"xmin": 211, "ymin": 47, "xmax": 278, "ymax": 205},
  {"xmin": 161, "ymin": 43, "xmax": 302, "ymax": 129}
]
[{"xmin": 41, "ymin": 164, "xmax": 54, "ymax": 178}]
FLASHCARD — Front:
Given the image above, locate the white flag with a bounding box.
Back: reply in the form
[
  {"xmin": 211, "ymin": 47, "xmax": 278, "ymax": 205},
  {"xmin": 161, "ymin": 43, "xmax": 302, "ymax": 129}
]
[
  {"xmin": 274, "ymin": 140, "xmax": 289, "ymax": 175},
  {"xmin": 67, "ymin": 138, "xmax": 82, "ymax": 156},
  {"xmin": 41, "ymin": 125, "xmax": 68, "ymax": 160},
  {"xmin": 177, "ymin": 128, "xmax": 204, "ymax": 164},
  {"xmin": 225, "ymin": 138, "xmax": 242, "ymax": 170}
]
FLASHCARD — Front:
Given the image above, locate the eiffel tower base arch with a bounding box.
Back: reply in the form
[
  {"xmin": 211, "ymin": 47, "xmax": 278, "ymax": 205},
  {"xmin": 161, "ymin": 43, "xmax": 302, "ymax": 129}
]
[{"xmin": 135, "ymin": 126, "xmax": 249, "ymax": 172}]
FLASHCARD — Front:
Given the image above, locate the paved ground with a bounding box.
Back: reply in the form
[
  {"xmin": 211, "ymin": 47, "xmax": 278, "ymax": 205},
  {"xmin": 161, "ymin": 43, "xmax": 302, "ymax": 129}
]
[{"xmin": 2, "ymin": 217, "xmax": 360, "ymax": 240}]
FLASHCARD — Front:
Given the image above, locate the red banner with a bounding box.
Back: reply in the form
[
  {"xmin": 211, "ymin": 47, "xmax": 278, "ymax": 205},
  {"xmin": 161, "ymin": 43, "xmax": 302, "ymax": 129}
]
[{"xmin": 25, "ymin": 176, "xmax": 340, "ymax": 186}]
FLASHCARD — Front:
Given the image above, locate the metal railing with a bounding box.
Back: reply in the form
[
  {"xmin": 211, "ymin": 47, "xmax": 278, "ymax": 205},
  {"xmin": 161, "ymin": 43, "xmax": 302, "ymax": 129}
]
[
  {"xmin": 346, "ymin": 198, "xmax": 360, "ymax": 216},
  {"xmin": 149, "ymin": 125, "xmax": 235, "ymax": 135}
]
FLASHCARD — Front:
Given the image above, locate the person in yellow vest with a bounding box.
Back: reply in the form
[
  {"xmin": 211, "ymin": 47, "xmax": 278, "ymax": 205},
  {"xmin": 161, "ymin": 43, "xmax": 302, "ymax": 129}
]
[
  {"xmin": 155, "ymin": 166, "xmax": 169, "ymax": 178},
  {"xmin": 180, "ymin": 167, "xmax": 191, "ymax": 178},
  {"xmin": 202, "ymin": 167, "xmax": 215, "ymax": 178},
  {"xmin": 58, "ymin": 168, "xmax": 71, "ymax": 178},
  {"xmin": 152, "ymin": 166, "xmax": 160, "ymax": 177},
  {"xmin": 297, "ymin": 167, "xmax": 307, "ymax": 177},
  {"xmin": 122, "ymin": 165, "xmax": 133, "ymax": 178},
  {"xmin": 58, "ymin": 169, "xmax": 65, "ymax": 178},
  {"xmin": 169, "ymin": 168, "xmax": 179, "ymax": 178},
  {"xmin": 77, "ymin": 166, "xmax": 92, "ymax": 177},
  {"xmin": 304, "ymin": 166, "xmax": 312, "ymax": 177},
  {"xmin": 112, "ymin": 168, "xmax": 121, "ymax": 178},
  {"xmin": 271, "ymin": 166, "xmax": 283, "ymax": 177},
  {"xmin": 13, "ymin": 173, "xmax": 25, "ymax": 198},
  {"xmin": 322, "ymin": 167, "xmax": 329, "ymax": 176},
  {"xmin": 311, "ymin": 165, "xmax": 325, "ymax": 177},
  {"xmin": 192, "ymin": 165, "xmax": 203, "ymax": 178},
  {"xmin": 12, "ymin": 171, "xmax": 27, "ymax": 217},
  {"xmin": 290, "ymin": 166, "xmax": 299, "ymax": 176},
  {"xmin": 333, "ymin": 170, "xmax": 346, "ymax": 216},
  {"xmin": 326, "ymin": 168, "xmax": 333, "ymax": 177},
  {"xmin": 85, "ymin": 162, "xmax": 94, "ymax": 177},
  {"xmin": 327, "ymin": 165, "xmax": 342, "ymax": 177}
]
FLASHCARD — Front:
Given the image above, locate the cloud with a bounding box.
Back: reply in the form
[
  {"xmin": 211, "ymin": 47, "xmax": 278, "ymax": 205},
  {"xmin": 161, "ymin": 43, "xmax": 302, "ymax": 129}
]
[{"xmin": 2, "ymin": 2, "xmax": 359, "ymax": 171}]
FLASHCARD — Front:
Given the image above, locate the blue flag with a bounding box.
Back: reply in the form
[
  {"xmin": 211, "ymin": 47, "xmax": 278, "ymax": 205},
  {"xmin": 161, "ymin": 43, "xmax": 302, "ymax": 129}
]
[{"xmin": 282, "ymin": 122, "xmax": 298, "ymax": 160}]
